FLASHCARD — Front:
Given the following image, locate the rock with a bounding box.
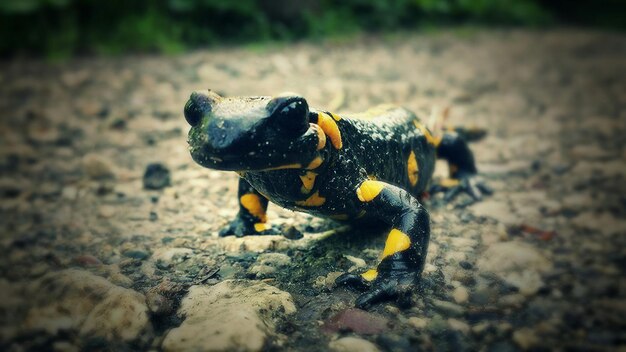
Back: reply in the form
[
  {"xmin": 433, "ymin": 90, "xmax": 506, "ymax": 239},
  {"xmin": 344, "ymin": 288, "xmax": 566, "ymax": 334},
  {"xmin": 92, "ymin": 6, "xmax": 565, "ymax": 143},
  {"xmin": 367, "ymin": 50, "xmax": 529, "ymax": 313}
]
[
  {"xmin": 249, "ymin": 252, "xmax": 291, "ymax": 278},
  {"xmin": 322, "ymin": 309, "xmax": 389, "ymax": 335},
  {"xmin": 72, "ymin": 254, "xmax": 102, "ymax": 267},
  {"xmin": 23, "ymin": 269, "xmax": 151, "ymax": 343},
  {"xmin": 512, "ymin": 327, "xmax": 539, "ymax": 350},
  {"xmin": 123, "ymin": 249, "xmax": 150, "ymax": 260},
  {"xmin": 452, "ymin": 286, "xmax": 469, "ymax": 304},
  {"xmin": 343, "ymin": 254, "xmax": 367, "ymax": 271},
  {"xmin": 431, "ymin": 299, "xmax": 464, "ymax": 317},
  {"xmin": 152, "ymin": 247, "xmax": 192, "ymax": 267},
  {"xmin": 83, "ymin": 154, "xmax": 115, "ymax": 180},
  {"xmin": 329, "ymin": 337, "xmax": 380, "ymax": 352},
  {"xmin": 426, "ymin": 315, "xmax": 448, "ymax": 334},
  {"xmin": 470, "ymin": 199, "xmax": 517, "ymax": 226},
  {"xmin": 143, "ymin": 163, "xmax": 171, "ymax": 190},
  {"xmin": 477, "ymin": 241, "xmax": 552, "ymax": 296},
  {"xmin": 572, "ymin": 212, "xmax": 626, "ymax": 236},
  {"xmin": 447, "ymin": 318, "xmax": 470, "ymax": 335},
  {"xmin": 314, "ymin": 271, "xmax": 343, "ymax": 291},
  {"xmin": 145, "ymin": 291, "xmax": 173, "ymax": 315},
  {"xmin": 407, "ymin": 317, "xmax": 428, "ymax": 330},
  {"xmin": 162, "ymin": 280, "xmax": 296, "ymax": 352}
]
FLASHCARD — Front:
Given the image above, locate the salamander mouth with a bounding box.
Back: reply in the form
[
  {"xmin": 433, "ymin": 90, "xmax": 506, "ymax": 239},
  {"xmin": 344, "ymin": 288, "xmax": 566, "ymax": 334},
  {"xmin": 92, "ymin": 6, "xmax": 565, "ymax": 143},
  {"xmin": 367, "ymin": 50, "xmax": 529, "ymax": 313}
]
[{"xmin": 189, "ymin": 144, "xmax": 301, "ymax": 172}]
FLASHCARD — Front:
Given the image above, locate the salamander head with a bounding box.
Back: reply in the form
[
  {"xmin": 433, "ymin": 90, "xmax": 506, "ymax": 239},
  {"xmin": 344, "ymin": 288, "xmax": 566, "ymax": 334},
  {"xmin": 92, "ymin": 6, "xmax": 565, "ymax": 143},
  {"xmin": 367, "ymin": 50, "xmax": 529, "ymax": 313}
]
[{"xmin": 185, "ymin": 90, "xmax": 319, "ymax": 171}]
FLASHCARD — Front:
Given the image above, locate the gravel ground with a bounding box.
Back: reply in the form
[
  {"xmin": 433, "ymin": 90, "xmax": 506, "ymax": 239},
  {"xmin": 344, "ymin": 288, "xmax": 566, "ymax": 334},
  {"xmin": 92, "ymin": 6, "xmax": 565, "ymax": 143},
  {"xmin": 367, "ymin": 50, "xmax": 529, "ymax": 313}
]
[{"xmin": 0, "ymin": 29, "xmax": 625, "ymax": 351}]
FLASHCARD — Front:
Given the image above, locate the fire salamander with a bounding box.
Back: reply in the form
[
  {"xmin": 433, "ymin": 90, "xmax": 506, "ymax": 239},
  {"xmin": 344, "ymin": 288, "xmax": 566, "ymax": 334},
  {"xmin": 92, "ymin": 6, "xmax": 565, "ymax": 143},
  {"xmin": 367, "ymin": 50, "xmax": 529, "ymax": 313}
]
[{"xmin": 184, "ymin": 90, "xmax": 490, "ymax": 308}]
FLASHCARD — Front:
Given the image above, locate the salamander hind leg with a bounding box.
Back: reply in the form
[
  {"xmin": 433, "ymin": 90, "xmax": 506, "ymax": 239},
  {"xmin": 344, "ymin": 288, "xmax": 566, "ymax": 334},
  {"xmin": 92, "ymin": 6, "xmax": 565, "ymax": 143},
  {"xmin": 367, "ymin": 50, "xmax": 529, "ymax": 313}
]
[
  {"xmin": 336, "ymin": 180, "xmax": 430, "ymax": 309},
  {"xmin": 219, "ymin": 178, "xmax": 279, "ymax": 237},
  {"xmin": 430, "ymin": 132, "xmax": 492, "ymax": 204}
]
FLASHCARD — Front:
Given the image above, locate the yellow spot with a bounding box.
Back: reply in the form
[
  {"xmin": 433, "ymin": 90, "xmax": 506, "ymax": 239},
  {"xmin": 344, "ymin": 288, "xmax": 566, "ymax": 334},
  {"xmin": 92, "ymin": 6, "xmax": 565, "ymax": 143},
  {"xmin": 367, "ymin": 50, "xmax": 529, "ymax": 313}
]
[
  {"xmin": 299, "ymin": 171, "xmax": 317, "ymax": 193},
  {"xmin": 407, "ymin": 150, "xmax": 419, "ymax": 187},
  {"xmin": 329, "ymin": 112, "xmax": 342, "ymax": 121},
  {"xmin": 306, "ymin": 156, "xmax": 323, "ymax": 170},
  {"xmin": 356, "ymin": 180, "xmax": 385, "ymax": 202},
  {"xmin": 262, "ymin": 163, "xmax": 301, "ymax": 171},
  {"xmin": 413, "ymin": 120, "xmax": 441, "ymax": 147},
  {"xmin": 240, "ymin": 194, "xmax": 267, "ymax": 222},
  {"xmin": 317, "ymin": 112, "xmax": 342, "ymax": 149},
  {"xmin": 254, "ymin": 223, "xmax": 269, "ymax": 232},
  {"xmin": 361, "ymin": 269, "xmax": 378, "ymax": 281},
  {"xmin": 312, "ymin": 123, "xmax": 326, "ymax": 150},
  {"xmin": 329, "ymin": 214, "xmax": 349, "ymax": 220},
  {"xmin": 367, "ymin": 174, "xmax": 377, "ymax": 180},
  {"xmin": 439, "ymin": 178, "xmax": 460, "ymax": 188},
  {"xmin": 295, "ymin": 191, "xmax": 326, "ymax": 207},
  {"xmin": 381, "ymin": 229, "xmax": 411, "ymax": 259}
]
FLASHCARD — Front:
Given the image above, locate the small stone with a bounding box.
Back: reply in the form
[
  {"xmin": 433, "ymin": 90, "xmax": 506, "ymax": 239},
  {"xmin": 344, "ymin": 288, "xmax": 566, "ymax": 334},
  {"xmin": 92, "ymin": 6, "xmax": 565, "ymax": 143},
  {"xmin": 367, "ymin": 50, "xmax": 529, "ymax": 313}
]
[
  {"xmin": 452, "ymin": 286, "xmax": 469, "ymax": 304},
  {"xmin": 431, "ymin": 299, "xmax": 464, "ymax": 317},
  {"xmin": 329, "ymin": 337, "xmax": 380, "ymax": 352},
  {"xmin": 146, "ymin": 291, "xmax": 173, "ymax": 315},
  {"xmin": 83, "ymin": 154, "xmax": 115, "ymax": 180},
  {"xmin": 322, "ymin": 309, "xmax": 389, "ymax": 335},
  {"xmin": 477, "ymin": 241, "xmax": 552, "ymax": 296},
  {"xmin": 98, "ymin": 205, "xmax": 116, "ymax": 218},
  {"xmin": 470, "ymin": 200, "xmax": 517, "ymax": 225},
  {"xmin": 143, "ymin": 163, "xmax": 171, "ymax": 190},
  {"xmin": 407, "ymin": 317, "xmax": 428, "ymax": 330},
  {"xmin": 24, "ymin": 269, "xmax": 150, "ymax": 342},
  {"xmin": 152, "ymin": 247, "xmax": 193, "ymax": 267},
  {"xmin": 249, "ymin": 252, "xmax": 292, "ymax": 278},
  {"xmin": 344, "ymin": 254, "xmax": 367, "ymax": 270},
  {"xmin": 123, "ymin": 250, "xmax": 150, "ymax": 260},
  {"xmin": 447, "ymin": 318, "xmax": 470, "ymax": 335},
  {"xmin": 426, "ymin": 315, "xmax": 448, "ymax": 334},
  {"xmin": 72, "ymin": 255, "xmax": 102, "ymax": 267},
  {"xmin": 512, "ymin": 327, "xmax": 539, "ymax": 350},
  {"xmin": 314, "ymin": 271, "xmax": 344, "ymax": 290},
  {"xmin": 162, "ymin": 280, "xmax": 295, "ymax": 352}
]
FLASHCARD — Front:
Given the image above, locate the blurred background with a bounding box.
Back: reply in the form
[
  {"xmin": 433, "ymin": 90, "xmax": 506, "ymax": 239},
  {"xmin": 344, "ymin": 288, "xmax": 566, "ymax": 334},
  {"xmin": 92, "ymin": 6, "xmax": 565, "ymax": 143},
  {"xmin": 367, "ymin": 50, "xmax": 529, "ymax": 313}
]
[{"xmin": 1, "ymin": 0, "xmax": 624, "ymax": 58}]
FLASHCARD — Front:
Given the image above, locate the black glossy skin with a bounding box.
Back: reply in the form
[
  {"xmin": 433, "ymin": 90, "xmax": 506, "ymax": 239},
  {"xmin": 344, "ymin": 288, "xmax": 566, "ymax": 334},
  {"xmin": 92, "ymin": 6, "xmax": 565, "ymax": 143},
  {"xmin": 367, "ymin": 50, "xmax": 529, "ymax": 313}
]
[{"xmin": 185, "ymin": 90, "xmax": 488, "ymax": 308}]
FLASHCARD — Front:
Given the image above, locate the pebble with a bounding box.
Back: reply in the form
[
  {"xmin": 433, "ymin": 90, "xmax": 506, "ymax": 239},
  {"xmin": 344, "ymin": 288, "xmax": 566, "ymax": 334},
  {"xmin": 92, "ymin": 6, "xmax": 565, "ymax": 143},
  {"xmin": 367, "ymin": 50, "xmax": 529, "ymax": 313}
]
[
  {"xmin": 23, "ymin": 269, "xmax": 150, "ymax": 342},
  {"xmin": 477, "ymin": 241, "xmax": 551, "ymax": 296},
  {"xmin": 322, "ymin": 309, "xmax": 389, "ymax": 335},
  {"xmin": 452, "ymin": 286, "xmax": 469, "ymax": 304},
  {"xmin": 143, "ymin": 163, "xmax": 171, "ymax": 190},
  {"xmin": 512, "ymin": 327, "xmax": 539, "ymax": 350},
  {"xmin": 162, "ymin": 280, "xmax": 296, "ymax": 352},
  {"xmin": 83, "ymin": 154, "xmax": 115, "ymax": 180},
  {"xmin": 344, "ymin": 254, "xmax": 367, "ymax": 270},
  {"xmin": 431, "ymin": 299, "xmax": 465, "ymax": 317},
  {"xmin": 249, "ymin": 252, "xmax": 291, "ymax": 278},
  {"xmin": 329, "ymin": 337, "xmax": 380, "ymax": 352},
  {"xmin": 152, "ymin": 247, "xmax": 192, "ymax": 267},
  {"xmin": 407, "ymin": 317, "xmax": 428, "ymax": 330},
  {"xmin": 448, "ymin": 318, "xmax": 471, "ymax": 335}
]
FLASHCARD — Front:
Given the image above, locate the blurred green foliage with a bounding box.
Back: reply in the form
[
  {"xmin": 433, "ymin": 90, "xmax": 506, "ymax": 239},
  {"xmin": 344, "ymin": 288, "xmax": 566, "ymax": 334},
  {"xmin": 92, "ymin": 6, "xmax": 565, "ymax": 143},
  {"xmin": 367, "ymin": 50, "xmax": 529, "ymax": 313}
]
[{"xmin": 0, "ymin": 0, "xmax": 620, "ymax": 58}]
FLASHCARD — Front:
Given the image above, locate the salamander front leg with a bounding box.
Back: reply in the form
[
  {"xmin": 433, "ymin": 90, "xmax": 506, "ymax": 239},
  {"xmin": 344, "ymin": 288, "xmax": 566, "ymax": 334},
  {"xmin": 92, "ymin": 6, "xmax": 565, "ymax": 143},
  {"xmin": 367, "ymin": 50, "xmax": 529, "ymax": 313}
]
[
  {"xmin": 336, "ymin": 180, "xmax": 430, "ymax": 309},
  {"xmin": 219, "ymin": 178, "xmax": 279, "ymax": 237}
]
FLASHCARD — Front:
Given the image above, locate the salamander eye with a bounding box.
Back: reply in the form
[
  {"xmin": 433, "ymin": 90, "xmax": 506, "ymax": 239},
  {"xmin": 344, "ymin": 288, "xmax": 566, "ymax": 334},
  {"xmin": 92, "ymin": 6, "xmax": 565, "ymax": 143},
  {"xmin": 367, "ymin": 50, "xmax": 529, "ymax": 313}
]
[
  {"xmin": 184, "ymin": 99, "xmax": 203, "ymax": 127},
  {"xmin": 267, "ymin": 95, "xmax": 309, "ymax": 133}
]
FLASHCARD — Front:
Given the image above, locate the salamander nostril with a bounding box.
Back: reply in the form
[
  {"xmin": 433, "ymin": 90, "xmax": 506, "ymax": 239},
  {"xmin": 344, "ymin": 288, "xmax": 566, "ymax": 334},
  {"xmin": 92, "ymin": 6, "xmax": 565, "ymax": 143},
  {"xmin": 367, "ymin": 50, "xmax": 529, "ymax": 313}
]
[{"xmin": 184, "ymin": 98, "xmax": 203, "ymax": 127}]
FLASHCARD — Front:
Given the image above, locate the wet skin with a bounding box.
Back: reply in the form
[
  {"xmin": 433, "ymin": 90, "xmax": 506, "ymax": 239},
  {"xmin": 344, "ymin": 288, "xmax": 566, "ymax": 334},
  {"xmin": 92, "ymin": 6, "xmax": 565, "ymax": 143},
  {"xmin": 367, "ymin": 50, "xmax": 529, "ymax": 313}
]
[{"xmin": 184, "ymin": 90, "xmax": 490, "ymax": 309}]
